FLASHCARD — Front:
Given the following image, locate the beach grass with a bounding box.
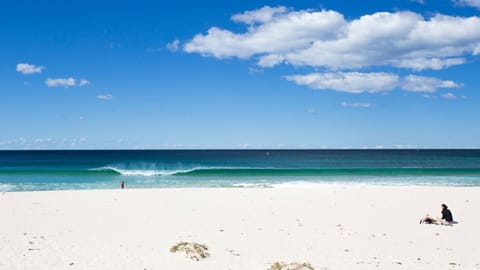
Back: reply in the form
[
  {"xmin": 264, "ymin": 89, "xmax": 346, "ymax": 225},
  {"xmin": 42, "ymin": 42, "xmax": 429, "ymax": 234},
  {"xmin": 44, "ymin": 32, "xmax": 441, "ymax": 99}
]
[{"xmin": 170, "ymin": 242, "xmax": 210, "ymax": 261}]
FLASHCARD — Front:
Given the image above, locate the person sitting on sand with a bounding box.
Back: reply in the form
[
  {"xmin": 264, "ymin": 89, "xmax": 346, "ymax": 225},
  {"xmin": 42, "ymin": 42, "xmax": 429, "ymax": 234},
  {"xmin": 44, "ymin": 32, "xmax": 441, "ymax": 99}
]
[
  {"xmin": 421, "ymin": 203, "xmax": 454, "ymax": 224},
  {"xmin": 441, "ymin": 203, "xmax": 454, "ymax": 223}
]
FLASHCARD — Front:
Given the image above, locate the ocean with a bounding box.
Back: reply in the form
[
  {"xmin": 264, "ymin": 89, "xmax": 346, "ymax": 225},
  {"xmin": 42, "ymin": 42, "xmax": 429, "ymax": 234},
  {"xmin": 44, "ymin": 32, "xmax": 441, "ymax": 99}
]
[{"xmin": 1, "ymin": 149, "xmax": 480, "ymax": 192}]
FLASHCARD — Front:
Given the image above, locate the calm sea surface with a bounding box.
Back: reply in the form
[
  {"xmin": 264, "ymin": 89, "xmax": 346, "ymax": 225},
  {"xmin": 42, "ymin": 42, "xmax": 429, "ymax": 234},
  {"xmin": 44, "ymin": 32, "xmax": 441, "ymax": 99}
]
[{"xmin": 1, "ymin": 150, "xmax": 480, "ymax": 191}]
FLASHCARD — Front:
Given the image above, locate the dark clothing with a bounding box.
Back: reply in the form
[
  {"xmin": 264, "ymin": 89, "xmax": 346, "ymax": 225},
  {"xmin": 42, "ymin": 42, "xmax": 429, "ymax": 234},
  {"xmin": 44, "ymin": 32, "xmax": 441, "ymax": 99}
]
[{"xmin": 442, "ymin": 208, "xmax": 453, "ymax": 222}]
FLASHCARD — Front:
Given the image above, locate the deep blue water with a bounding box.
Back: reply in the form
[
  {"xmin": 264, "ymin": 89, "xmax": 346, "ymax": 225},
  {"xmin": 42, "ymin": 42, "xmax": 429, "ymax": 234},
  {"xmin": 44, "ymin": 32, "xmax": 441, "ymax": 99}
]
[{"xmin": 1, "ymin": 150, "xmax": 480, "ymax": 191}]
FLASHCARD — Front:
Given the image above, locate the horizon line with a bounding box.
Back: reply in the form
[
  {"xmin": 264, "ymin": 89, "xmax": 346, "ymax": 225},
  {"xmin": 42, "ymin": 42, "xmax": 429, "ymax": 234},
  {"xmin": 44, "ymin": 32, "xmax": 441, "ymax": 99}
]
[{"xmin": 1, "ymin": 148, "xmax": 480, "ymax": 151}]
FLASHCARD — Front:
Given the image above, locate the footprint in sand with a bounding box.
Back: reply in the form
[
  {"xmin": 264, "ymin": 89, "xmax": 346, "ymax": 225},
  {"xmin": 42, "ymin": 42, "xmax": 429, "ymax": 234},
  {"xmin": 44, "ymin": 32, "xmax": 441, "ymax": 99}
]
[{"xmin": 227, "ymin": 249, "xmax": 240, "ymax": 256}]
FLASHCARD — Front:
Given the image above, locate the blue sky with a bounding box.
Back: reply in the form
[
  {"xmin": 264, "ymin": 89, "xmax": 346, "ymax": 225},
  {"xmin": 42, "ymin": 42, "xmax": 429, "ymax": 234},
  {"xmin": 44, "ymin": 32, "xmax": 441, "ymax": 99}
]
[{"xmin": 1, "ymin": 0, "xmax": 480, "ymax": 149}]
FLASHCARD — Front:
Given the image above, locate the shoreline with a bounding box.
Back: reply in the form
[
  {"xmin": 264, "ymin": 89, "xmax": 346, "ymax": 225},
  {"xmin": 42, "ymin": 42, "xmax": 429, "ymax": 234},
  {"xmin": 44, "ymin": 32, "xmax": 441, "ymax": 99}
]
[
  {"xmin": 3, "ymin": 184, "xmax": 480, "ymax": 193},
  {"xmin": 1, "ymin": 186, "xmax": 480, "ymax": 194},
  {"xmin": 2, "ymin": 187, "xmax": 479, "ymax": 269},
  {"xmin": 4, "ymin": 175, "xmax": 480, "ymax": 194}
]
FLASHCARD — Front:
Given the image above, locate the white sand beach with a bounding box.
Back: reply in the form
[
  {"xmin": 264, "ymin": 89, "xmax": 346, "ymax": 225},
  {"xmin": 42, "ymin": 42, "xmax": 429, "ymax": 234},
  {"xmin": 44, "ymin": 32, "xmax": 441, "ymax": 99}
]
[{"xmin": 1, "ymin": 187, "xmax": 479, "ymax": 270}]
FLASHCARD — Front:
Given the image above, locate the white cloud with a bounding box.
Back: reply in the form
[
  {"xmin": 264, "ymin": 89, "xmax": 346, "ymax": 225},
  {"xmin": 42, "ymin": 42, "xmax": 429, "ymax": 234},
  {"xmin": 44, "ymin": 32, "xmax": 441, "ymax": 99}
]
[
  {"xmin": 166, "ymin": 39, "xmax": 180, "ymax": 52},
  {"xmin": 394, "ymin": 144, "xmax": 419, "ymax": 149},
  {"xmin": 16, "ymin": 63, "xmax": 45, "ymax": 74},
  {"xmin": 79, "ymin": 79, "xmax": 90, "ymax": 86},
  {"xmin": 185, "ymin": 8, "xmax": 345, "ymax": 60},
  {"xmin": 441, "ymin": 92, "xmax": 457, "ymax": 99},
  {"xmin": 96, "ymin": 94, "xmax": 113, "ymax": 100},
  {"xmin": 248, "ymin": 67, "xmax": 264, "ymax": 74},
  {"xmin": 45, "ymin": 78, "xmax": 89, "ymax": 88},
  {"xmin": 231, "ymin": 6, "xmax": 288, "ymax": 24},
  {"xmin": 306, "ymin": 108, "xmax": 316, "ymax": 113},
  {"xmin": 286, "ymin": 72, "xmax": 461, "ymax": 94},
  {"xmin": 340, "ymin": 102, "xmax": 373, "ymax": 108},
  {"xmin": 455, "ymin": 0, "xmax": 480, "ymax": 8},
  {"xmin": 401, "ymin": 75, "xmax": 461, "ymax": 92},
  {"xmin": 238, "ymin": 143, "xmax": 250, "ymax": 149},
  {"xmin": 285, "ymin": 72, "xmax": 399, "ymax": 93},
  {"xmin": 45, "ymin": 78, "xmax": 75, "ymax": 87},
  {"xmin": 474, "ymin": 44, "xmax": 480, "ymax": 55},
  {"xmin": 0, "ymin": 137, "xmax": 87, "ymax": 149},
  {"xmin": 185, "ymin": 7, "xmax": 480, "ymax": 70},
  {"xmin": 258, "ymin": 54, "xmax": 284, "ymax": 67}
]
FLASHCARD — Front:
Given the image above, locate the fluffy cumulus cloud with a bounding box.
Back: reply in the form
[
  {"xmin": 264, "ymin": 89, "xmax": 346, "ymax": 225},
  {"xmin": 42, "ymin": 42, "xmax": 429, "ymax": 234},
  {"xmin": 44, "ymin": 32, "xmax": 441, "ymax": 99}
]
[
  {"xmin": 184, "ymin": 6, "xmax": 480, "ymax": 70},
  {"xmin": 285, "ymin": 72, "xmax": 460, "ymax": 93},
  {"xmin": 45, "ymin": 78, "xmax": 89, "ymax": 88},
  {"xmin": 16, "ymin": 63, "xmax": 45, "ymax": 74},
  {"xmin": 185, "ymin": 8, "xmax": 345, "ymax": 61}
]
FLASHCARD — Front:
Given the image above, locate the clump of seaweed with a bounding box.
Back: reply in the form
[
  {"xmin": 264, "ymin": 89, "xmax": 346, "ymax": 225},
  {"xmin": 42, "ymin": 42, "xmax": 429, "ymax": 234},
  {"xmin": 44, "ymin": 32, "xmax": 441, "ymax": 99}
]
[
  {"xmin": 268, "ymin": 262, "xmax": 314, "ymax": 270},
  {"xmin": 170, "ymin": 242, "xmax": 210, "ymax": 261}
]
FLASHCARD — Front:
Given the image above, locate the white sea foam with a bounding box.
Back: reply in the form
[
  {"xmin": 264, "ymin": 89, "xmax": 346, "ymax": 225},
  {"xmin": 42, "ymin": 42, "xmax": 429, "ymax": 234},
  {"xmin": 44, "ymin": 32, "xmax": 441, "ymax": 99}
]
[
  {"xmin": 231, "ymin": 181, "xmax": 370, "ymax": 189},
  {"xmin": 231, "ymin": 183, "xmax": 273, "ymax": 188},
  {"xmin": 0, "ymin": 183, "xmax": 15, "ymax": 192},
  {"xmin": 269, "ymin": 180, "xmax": 390, "ymax": 188},
  {"xmin": 268, "ymin": 180, "xmax": 452, "ymax": 188},
  {"xmin": 91, "ymin": 166, "xmax": 197, "ymax": 176},
  {"xmin": 90, "ymin": 165, "xmax": 247, "ymax": 177}
]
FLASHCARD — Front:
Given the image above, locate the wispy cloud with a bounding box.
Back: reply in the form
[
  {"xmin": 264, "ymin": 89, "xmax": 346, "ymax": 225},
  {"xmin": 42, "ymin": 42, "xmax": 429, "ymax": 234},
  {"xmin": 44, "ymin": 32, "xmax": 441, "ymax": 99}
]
[
  {"xmin": 16, "ymin": 63, "xmax": 45, "ymax": 75},
  {"xmin": 238, "ymin": 143, "xmax": 251, "ymax": 149},
  {"xmin": 96, "ymin": 94, "xmax": 113, "ymax": 100},
  {"xmin": 285, "ymin": 72, "xmax": 399, "ymax": 94},
  {"xmin": 394, "ymin": 144, "xmax": 419, "ymax": 149},
  {"xmin": 441, "ymin": 92, "xmax": 458, "ymax": 100},
  {"xmin": 231, "ymin": 6, "xmax": 288, "ymax": 24},
  {"xmin": 421, "ymin": 94, "xmax": 437, "ymax": 99},
  {"xmin": 454, "ymin": 0, "xmax": 480, "ymax": 8},
  {"xmin": 285, "ymin": 72, "xmax": 460, "ymax": 94},
  {"xmin": 45, "ymin": 78, "xmax": 75, "ymax": 87},
  {"xmin": 340, "ymin": 102, "xmax": 373, "ymax": 108},
  {"xmin": 185, "ymin": 6, "xmax": 480, "ymax": 71},
  {"xmin": 401, "ymin": 75, "xmax": 461, "ymax": 93},
  {"xmin": 45, "ymin": 78, "xmax": 90, "ymax": 88},
  {"xmin": 0, "ymin": 137, "xmax": 87, "ymax": 149},
  {"xmin": 166, "ymin": 39, "xmax": 180, "ymax": 52},
  {"xmin": 79, "ymin": 79, "xmax": 90, "ymax": 86}
]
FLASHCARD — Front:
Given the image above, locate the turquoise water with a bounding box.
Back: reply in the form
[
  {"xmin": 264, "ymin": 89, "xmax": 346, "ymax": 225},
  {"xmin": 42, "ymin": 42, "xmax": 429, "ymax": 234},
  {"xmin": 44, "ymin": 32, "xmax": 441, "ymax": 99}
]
[{"xmin": 1, "ymin": 150, "xmax": 480, "ymax": 191}]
